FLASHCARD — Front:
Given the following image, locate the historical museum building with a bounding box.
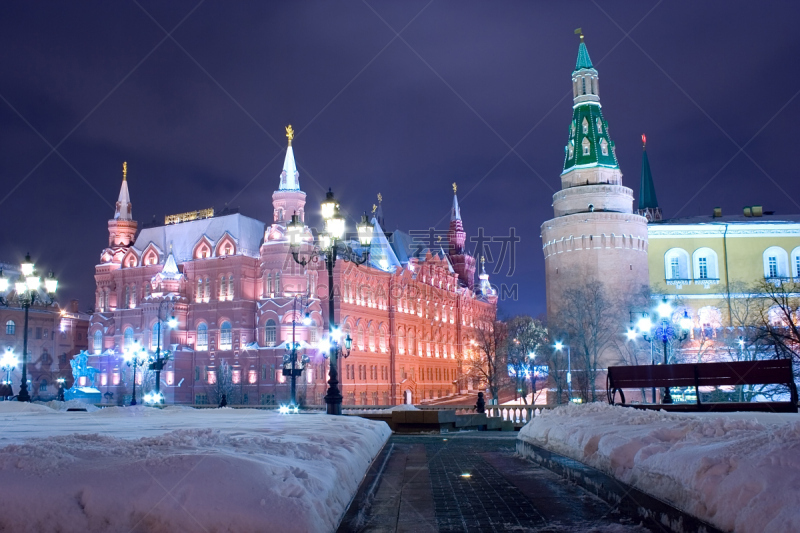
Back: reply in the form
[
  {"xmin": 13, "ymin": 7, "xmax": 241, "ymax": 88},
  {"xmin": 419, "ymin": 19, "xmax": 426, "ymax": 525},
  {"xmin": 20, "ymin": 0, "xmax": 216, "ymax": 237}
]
[
  {"xmin": 541, "ymin": 36, "xmax": 650, "ymax": 322},
  {"xmin": 89, "ymin": 138, "xmax": 497, "ymax": 406},
  {"xmin": 0, "ymin": 265, "xmax": 90, "ymax": 400}
]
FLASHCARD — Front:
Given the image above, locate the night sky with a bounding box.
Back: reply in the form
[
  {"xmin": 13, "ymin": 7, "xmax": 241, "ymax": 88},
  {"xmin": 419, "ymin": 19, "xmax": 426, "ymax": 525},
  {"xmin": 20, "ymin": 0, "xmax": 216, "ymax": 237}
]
[{"xmin": 1, "ymin": 1, "xmax": 798, "ymax": 318}]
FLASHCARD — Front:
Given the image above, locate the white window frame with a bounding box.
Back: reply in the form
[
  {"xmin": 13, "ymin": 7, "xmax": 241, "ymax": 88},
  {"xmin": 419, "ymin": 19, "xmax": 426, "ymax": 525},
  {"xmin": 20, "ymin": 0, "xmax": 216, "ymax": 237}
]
[
  {"xmin": 664, "ymin": 248, "xmax": 690, "ymax": 281},
  {"xmin": 763, "ymin": 246, "xmax": 789, "ymax": 279}
]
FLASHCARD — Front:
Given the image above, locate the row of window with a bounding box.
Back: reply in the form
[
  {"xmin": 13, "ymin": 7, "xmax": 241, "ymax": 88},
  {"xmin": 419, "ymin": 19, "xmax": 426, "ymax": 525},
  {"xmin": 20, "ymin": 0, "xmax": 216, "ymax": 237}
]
[
  {"xmin": 344, "ymin": 364, "xmax": 390, "ymax": 381},
  {"xmin": 664, "ymin": 246, "xmax": 800, "ymax": 282},
  {"xmin": 398, "ymin": 366, "xmax": 455, "ymax": 382}
]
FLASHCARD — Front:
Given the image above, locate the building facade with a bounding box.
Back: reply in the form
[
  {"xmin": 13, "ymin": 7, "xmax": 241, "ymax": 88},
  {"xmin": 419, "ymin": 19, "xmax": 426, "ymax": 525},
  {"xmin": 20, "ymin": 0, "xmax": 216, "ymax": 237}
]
[
  {"xmin": 541, "ymin": 37, "xmax": 650, "ymax": 322},
  {"xmin": 1, "ymin": 264, "xmax": 90, "ymax": 399},
  {"xmin": 88, "ymin": 136, "xmax": 497, "ymax": 406}
]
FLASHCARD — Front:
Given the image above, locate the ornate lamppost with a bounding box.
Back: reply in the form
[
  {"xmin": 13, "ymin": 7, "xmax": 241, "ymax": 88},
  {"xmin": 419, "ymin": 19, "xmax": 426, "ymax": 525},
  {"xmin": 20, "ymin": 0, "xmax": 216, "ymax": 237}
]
[
  {"xmin": 0, "ymin": 254, "xmax": 58, "ymax": 402},
  {"xmin": 282, "ymin": 294, "xmax": 312, "ymax": 407},
  {"xmin": 57, "ymin": 377, "xmax": 66, "ymax": 401},
  {"xmin": 637, "ymin": 299, "xmax": 691, "ymax": 404},
  {"xmin": 124, "ymin": 340, "xmax": 147, "ymax": 406},
  {"xmin": 1, "ymin": 348, "xmax": 18, "ymax": 400},
  {"xmin": 286, "ymin": 190, "xmax": 374, "ymax": 415},
  {"xmin": 149, "ymin": 301, "xmax": 177, "ymax": 403}
]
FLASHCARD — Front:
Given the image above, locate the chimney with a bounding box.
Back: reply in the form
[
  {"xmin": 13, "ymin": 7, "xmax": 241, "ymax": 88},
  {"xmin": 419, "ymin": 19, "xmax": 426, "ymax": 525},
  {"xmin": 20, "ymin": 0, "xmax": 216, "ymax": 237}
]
[
  {"xmin": 713, "ymin": 207, "xmax": 722, "ymax": 218},
  {"xmin": 752, "ymin": 205, "xmax": 763, "ymax": 217},
  {"xmin": 743, "ymin": 207, "xmax": 752, "ymax": 217}
]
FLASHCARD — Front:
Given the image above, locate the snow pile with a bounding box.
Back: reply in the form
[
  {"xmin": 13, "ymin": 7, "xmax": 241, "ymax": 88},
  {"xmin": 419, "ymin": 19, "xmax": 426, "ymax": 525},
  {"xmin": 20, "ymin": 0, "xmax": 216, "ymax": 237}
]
[
  {"xmin": 0, "ymin": 403, "xmax": 391, "ymax": 533},
  {"xmin": 38, "ymin": 399, "xmax": 101, "ymax": 412},
  {"xmin": 518, "ymin": 403, "xmax": 800, "ymax": 533}
]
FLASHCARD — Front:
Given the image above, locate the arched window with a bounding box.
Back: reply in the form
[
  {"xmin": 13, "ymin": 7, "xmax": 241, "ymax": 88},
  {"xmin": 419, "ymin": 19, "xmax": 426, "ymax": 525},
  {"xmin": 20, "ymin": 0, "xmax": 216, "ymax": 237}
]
[
  {"xmin": 151, "ymin": 322, "xmax": 161, "ymax": 350},
  {"xmin": 581, "ymin": 137, "xmax": 590, "ymax": 156},
  {"xmin": 792, "ymin": 247, "xmax": 800, "ymax": 279},
  {"xmin": 93, "ymin": 330, "xmax": 103, "ymax": 354},
  {"xmin": 144, "ymin": 282, "xmax": 150, "ymax": 298},
  {"xmin": 205, "ymin": 278, "xmax": 210, "ymax": 299},
  {"xmin": 265, "ymin": 319, "xmax": 277, "ymax": 347},
  {"xmin": 275, "ymin": 272, "xmax": 281, "ymax": 294},
  {"xmin": 599, "ymin": 138, "xmax": 609, "ymax": 156},
  {"xmin": 266, "ymin": 273, "xmax": 272, "ymax": 295},
  {"xmin": 124, "ymin": 286, "xmax": 130, "ymax": 309},
  {"xmin": 408, "ymin": 329, "xmax": 415, "ymax": 355},
  {"xmin": 5, "ymin": 320, "xmax": 15, "ymax": 335},
  {"xmin": 219, "ymin": 321, "xmax": 232, "ymax": 350},
  {"xmin": 130, "ymin": 284, "xmax": 136, "ymax": 307},
  {"xmin": 196, "ymin": 323, "xmax": 208, "ymax": 351},
  {"xmin": 698, "ymin": 306, "xmax": 722, "ymax": 329},
  {"xmin": 664, "ymin": 248, "xmax": 690, "ymax": 282},
  {"xmin": 358, "ymin": 325, "xmax": 366, "ymax": 351},
  {"xmin": 228, "ymin": 275, "xmax": 234, "ymax": 299},
  {"xmin": 763, "ymin": 246, "xmax": 789, "ymax": 279},
  {"xmin": 40, "ymin": 379, "xmax": 47, "ymax": 392},
  {"xmin": 219, "ymin": 276, "xmax": 227, "ymax": 300},
  {"xmin": 368, "ymin": 327, "xmax": 376, "ymax": 351},
  {"xmin": 379, "ymin": 329, "xmax": 386, "ymax": 352},
  {"xmin": 596, "ymin": 117, "xmax": 603, "ymax": 133},
  {"xmin": 123, "ymin": 327, "xmax": 134, "ymax": 350},
  {"xmin": 582, "ymin": 117, "xmax": 589, "ymax": 134},
  {"xmin": 196, "ymin": 278, "xmax": 203, "ymax": 302},
  {"xmin": 692, "ymin": 247, "xmax": 719, "ymax": 281}
]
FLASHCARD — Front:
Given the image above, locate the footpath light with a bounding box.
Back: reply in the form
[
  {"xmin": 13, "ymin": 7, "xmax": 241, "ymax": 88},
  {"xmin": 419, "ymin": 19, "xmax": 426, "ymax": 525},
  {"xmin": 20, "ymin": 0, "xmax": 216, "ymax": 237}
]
[
  {"xmin": 56, "ymin": 377, "xmax": 66, "ymax": 401},
  {"xmin": 554, "ymin": 341, "xmax": 572, "ymax": 401},
  {"xmin": 647, "ymin": 299, "xmax": 691, "ymax": 405},
  {"xmin": 657, "ymin": 300, "xmax": 672, "ymax": 319},
  {"xmin": 625, "ymin": 328, "xmax": 638, "ymax": 341},
  {"xmin": 637, "ymin": 316, "xmax": 653, "ymax": 332},
  {"xmin": 124, "ymin": 341, "xmax": 147, "ymax": 406},
  {"xmin": 357, "ymin": 213, "xmax": 374, "ymax": 247},
  {"xmin": 287, "ymin": 213, "xmax": 304, "ymax": 246}
]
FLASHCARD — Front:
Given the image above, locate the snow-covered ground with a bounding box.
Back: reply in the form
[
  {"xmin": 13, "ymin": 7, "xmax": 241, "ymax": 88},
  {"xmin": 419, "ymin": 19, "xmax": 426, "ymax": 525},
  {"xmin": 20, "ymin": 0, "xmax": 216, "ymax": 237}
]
[
  {"xmin": 0, "ymin": 402, "xmax": 391, "ymax": 533},
  {"xmin": 518, "ymin": 403, "xmax": 800, "ymax": 533}
]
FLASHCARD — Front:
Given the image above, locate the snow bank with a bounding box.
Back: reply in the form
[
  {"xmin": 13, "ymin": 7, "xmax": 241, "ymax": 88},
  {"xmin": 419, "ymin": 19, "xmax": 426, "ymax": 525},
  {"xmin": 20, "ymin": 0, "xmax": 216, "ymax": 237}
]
[
  {"xmin": 0, "ymin": 405, "xmax": 391, "ymax": 533},
  {"xmin": 518, "ymin": 403, "xmax": 800, "ymax": 533}
]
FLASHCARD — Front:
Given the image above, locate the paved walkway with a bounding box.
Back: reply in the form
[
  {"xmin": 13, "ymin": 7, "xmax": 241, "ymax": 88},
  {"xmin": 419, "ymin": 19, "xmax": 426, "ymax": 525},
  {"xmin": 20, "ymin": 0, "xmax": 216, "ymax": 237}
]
[{"xmin": 339, "ymin": 434, "xmax": 653, "ymax": 533}]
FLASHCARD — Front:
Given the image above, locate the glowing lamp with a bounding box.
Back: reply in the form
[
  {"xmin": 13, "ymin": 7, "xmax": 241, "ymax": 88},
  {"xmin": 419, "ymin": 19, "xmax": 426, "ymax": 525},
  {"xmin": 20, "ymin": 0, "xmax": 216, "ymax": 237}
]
[
  {"xmin": 26, "ymin": 275, "xmax": 40, "ymax": 292},
  {"xmin": 20, "ymin": 254, "xmax": 34, "ymax": 276},
  {"xmin": 344, "ymin": 334, "xmax": 353, "ymax": 351},
  {"xmin": 325, "ymin": 209, "xmax": 345, "ymax": 240},
  {"xmin": 0, "ymin": 270, "xmax": 8, "ymax": 292},
  {"xmin": 15, "ymin": 280, "xmax": 27, "ymax": 294},
  {"xmin": 279, "ymin": 404, "xmax": 290, "ymax": 415},
  {"xmin": 302, "ymin": 313, "xmax": 311, "ymax": 326},
  {"xmin": 357, "ymin": 213, "xmax": 374, "ymax": 247},
  {"xmin": 319, "ymin": 234, "xmax": 332, "ymax": 250},
  {"xmin": 286, "ymin": 213, "xmax": 304, "ymax": 247},
  {"xmin": 679, "ymin": 311, "xmax": 692, "ymax": 331},
  {"xmin": 45, "ymin": 272, "xmax": 58, "ymax": 294},
  {"xmin": 554, "ymin": 341, "xmax": 564, "ymax": 351},
  {"xmin": 318, "ymin": 339, "xmax": 331, "ymax": 352},
  {"xmin": 527, "ymin": 352, "xmax": 536, "ymax": 359},
  {"xmin": 625, "ymin": 328, "xmax": 638, "ymax": 341},
  {"xmin": 637, "ymin": 316, "xmax": 653, "ymax": 332},
  {"xmin": 168, "ymin": 316, "xmax": 178, "ymax": 328},
  {"xmin": 320, "ymin": 189, "xmax": 337, "ymax": 220},
  {"xmin": 331, "ymin": 328, "xmax": 342, "ymax": 342},
  {"xmin": 738, "ymin": 337, "xmax": 745, "ymax": 348},
  {"xmin": 657, "ymin": 300, "xmax": 672, "ymax": 318}
]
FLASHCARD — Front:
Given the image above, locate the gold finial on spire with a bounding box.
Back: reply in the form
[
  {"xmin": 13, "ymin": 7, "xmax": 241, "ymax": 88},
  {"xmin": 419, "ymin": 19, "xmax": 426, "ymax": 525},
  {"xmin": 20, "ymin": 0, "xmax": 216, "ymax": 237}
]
[
  {"xmin": 377, "ymin": 192, "xmax": 382, "ymax": 203},
  {"xmin": 285, "ymin": 125, "xmax": 294, "ymax": 145},
  {"xmin": 452, "ymin": 182, "xmax": 457, "ymax": 194},
  {"xmin": 574, "ymin": 27, "xmax": 583, "ymax": 41},
  {"xmin": 372, "ymin": 204, "xmax": 378, "ymax": 214},
  {"xmin": 122, "ymin": 161, "xmax": 127, "ymax": 181},
  {"xmin": 642, "ymin": 133, "xmax": 647, "ymax": 150},
  {"xmin": 481, "ymin": 255, "xmax": 486, "ymax": 265}
]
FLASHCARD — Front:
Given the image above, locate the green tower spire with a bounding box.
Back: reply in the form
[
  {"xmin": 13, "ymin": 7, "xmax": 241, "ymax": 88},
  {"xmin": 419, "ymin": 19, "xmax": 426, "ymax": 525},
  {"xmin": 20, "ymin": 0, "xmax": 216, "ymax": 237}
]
[
  {"xmin": 637, "ymin": 134, "xmax": 662, "ymax": 221},
  {"xmin": 562, "ymin": 36, "xmax": 618, "ymax": 174}
]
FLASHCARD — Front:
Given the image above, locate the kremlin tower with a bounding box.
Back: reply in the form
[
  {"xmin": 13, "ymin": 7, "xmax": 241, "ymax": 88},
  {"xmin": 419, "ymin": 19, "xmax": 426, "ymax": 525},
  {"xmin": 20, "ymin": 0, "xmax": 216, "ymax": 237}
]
[
  {"xmin": 448, "ymin": 183, "xmax": 476, "ymax": 290},
  {"xmin": 541, "ymin": 35, "xmax": 649, "ymax": 321},
  {"xmin": 102, "ymin": 162, "xmax": 137, "ymax": 265}
]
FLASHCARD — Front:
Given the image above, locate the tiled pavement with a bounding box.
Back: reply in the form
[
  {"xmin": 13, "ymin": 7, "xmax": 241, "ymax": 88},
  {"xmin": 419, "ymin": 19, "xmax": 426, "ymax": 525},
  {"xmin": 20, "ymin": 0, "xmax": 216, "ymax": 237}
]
[{"xmin": 338, "ymin": 433, "xmax": 653, "ymax": 533}]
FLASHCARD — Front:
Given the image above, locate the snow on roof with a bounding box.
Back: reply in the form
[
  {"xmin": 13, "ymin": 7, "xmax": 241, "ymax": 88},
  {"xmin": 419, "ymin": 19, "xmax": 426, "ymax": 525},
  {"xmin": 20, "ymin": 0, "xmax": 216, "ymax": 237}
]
[
  {"xmin": 133, "ymin": 213, "xmax": 265, "ymax": 262},
  {"xmin": 367, "ymin": 217, "xmax": 401, "ymax": 272}
]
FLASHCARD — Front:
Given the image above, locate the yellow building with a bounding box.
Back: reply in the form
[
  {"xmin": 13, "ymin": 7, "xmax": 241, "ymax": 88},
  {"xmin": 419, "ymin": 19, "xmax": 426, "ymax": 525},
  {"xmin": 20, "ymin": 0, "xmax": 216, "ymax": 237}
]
[{"xmin": 646, "ymin": 209, "xmax": 800, "ymax": 327}]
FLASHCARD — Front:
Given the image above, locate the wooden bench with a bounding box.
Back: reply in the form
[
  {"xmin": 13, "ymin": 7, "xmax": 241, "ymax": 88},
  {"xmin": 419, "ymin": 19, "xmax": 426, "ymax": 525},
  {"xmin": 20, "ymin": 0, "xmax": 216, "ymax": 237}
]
[{"xmin": 607, "ymin": 359, "xmax": 798, "ymax": 413}]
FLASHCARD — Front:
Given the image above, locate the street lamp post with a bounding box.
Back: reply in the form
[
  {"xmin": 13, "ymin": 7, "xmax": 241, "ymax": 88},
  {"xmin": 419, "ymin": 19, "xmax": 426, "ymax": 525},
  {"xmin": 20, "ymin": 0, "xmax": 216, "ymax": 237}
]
[
  {"xmin": 57, "ymin": 377, "xmax": 65, "ymax": 401},
  {"xmin": 149, "ymin": 301, "xmax": 176, "ymax": 403},
  {"xmin": 124, "ymin": 341, "xmax": 147, "ymax": 406},
  {"xmin": 286, "ymin": 190, "xmax": 374, "ymax": 415},
  {"xmin": 637, "ymin": 299, "xmax": 691, "ymax": 404},
  {"xmin": 1, "ymin": 348, "xmax": 18, "ymax": 400},
  {"xmin": 283, "ymin": 294, "xmax": 312, "ymax": 407},
  {"xmin": 554, "ymin": 342, "xmax": 571, "ymax": 402},
  {"xmin": 0, "ymin": 254, "xmax": 58, "ymax": 402}
]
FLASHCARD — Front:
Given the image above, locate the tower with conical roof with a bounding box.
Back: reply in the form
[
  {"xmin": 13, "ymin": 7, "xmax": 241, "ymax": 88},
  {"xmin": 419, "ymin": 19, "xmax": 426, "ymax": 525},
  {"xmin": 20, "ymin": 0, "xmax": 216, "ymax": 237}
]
[
  {"xmin": 541, "ymin": 35, "xmax": 649, "ymax": 321},
  {"xmin": 448, "ymin": 182, "xmax": 476, "ymax": 289},
  {"xmin": 637, "ymin": 134, "xmax": 662, "ymax": 222},
  {"xmin": 104, "ymin": 162, "xmax": 138, "ymax": 263},
  {"xmin": 272, "ymin": 125, "xmax": 307, "ymax": 224}
]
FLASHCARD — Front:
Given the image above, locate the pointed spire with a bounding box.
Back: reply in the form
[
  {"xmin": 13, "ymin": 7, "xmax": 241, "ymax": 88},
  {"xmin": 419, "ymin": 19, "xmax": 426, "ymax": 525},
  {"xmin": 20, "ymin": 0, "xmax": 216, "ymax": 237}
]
[
  {"xmin": 279, "ymin": 125, "xmax": 300, "ymax": 191},
  {"xmin": 373, "ymin": 192, "xmax": 385, "ymax": 228},
  {"xmin": 114, "ymin": 161, "xmax": 132, "ymax": 220},
  {"xmin": 574, "ymin": 34, "xmax": 594, "ymax": 71},
  {"xmin": 161, "ymin": 250, "xmax": 182, "ymax": 279},
  {"xmin": 451, "ymin": 182, "xmax": 461, "ymax": 221},
  {"xmin": 637, "ymin": 134, "xmax": 662, "ymax": 221}
]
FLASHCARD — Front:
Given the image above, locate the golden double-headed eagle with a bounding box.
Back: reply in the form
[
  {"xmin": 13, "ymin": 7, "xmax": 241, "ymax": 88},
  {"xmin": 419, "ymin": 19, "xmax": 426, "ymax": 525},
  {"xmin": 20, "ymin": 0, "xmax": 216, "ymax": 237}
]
[{"xmin": 285, "ymin": 125, "xmax": 294, "ymax": 144}]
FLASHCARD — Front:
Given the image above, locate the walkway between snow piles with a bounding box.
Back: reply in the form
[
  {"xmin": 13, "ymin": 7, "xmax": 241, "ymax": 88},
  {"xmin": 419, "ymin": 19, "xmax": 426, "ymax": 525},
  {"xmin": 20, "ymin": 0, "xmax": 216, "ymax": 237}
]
[{"xmin": 338, "ymin": 434, "xmax": 658, "ymax": 533}]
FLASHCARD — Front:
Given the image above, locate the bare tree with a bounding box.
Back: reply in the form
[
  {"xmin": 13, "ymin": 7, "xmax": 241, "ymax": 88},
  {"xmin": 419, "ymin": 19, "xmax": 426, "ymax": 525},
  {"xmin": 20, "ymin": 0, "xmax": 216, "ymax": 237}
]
[
  {"xmin": 505, "ymin": 316, "xmax": 548, "ymax": 404},
  {"xmin": 752, "ymin": 279, "xmax": 800, "ymax": 363},
  {"xmin": 207, "ymin": 360, "xmax": 242, "ymax": 405},
  {"xmin": 551, "ymin": 279, "xmax": 619, "ymax": 402},
  {"xmin": 469, "ymin": 320, "xmax": 508, "ymax": 403}
]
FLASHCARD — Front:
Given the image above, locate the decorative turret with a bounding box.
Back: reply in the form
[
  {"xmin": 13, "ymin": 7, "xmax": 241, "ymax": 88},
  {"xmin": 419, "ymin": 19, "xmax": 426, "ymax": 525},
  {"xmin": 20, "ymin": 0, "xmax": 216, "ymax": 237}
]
[
  {"xmin": 272, "ymin": 125, "xmax": 307, "ymax": 224},
  {"xmin": 637, "ymin": 134, "xmax": 662, "ymax": 222},
  {"xmin": 446, "ymin": 182, "xmax": 476, "ymax": 289},
  {"xmin": 540, "ymin": 32, "xmax": 649, "ymax": 323},
  {"xmin": 478, "ymin": 256, "xmax": 495, "ymax": 298},
  {"xmin": 104, "ymin": 162, "xmax": 138, "ymax": 263}
]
